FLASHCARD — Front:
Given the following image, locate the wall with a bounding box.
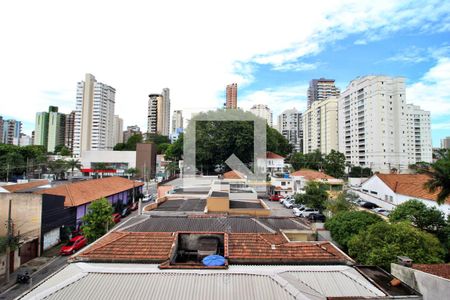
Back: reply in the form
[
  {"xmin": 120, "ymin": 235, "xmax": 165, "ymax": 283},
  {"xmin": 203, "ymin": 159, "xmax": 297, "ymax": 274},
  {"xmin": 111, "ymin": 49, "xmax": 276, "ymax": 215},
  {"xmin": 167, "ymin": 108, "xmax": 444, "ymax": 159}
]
[
  {"xmin": 391, "ymin": 263, "xmax": 449, "ymax": 300},
  {"xmin": 206, "ymin": 196, "xmax": 229, "ymax": 212},
  {"xmin": 136, "ymin": 143, "xmax": 157, "ymax": 179},
  {"xmin": 80, "ymin": 150, "xmax": 136, "ymax": 170}
]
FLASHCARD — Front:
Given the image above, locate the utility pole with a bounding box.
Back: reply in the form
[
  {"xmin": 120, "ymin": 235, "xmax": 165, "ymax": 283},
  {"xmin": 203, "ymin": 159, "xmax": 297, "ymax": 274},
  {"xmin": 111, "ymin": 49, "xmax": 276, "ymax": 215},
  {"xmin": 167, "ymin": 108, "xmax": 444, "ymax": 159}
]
[
  {"xmin": 6, "ymin": 163, "xmax": 10, "ymax": 182},
  {"xmin": 5, "ymin": 199, "xmax": 12, "ymax": 283}
]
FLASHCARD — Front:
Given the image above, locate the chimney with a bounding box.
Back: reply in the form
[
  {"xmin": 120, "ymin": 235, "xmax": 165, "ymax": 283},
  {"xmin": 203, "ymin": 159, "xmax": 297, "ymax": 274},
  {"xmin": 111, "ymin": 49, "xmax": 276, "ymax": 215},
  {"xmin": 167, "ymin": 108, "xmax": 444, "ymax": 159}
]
[{"xmin": 397, "ymin": 256, "xmax": 413, "ymax": 267}]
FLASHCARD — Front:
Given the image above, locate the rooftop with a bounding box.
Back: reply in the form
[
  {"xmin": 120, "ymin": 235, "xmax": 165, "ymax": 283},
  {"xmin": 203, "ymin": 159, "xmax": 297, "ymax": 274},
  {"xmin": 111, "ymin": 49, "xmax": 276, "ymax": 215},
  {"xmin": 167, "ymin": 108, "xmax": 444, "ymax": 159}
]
[
  {"xmin": 291, "ymin": 169, "xmax": 336, "ymax": 180},
  {"xmin": 153, "ymin": 198, "xmax": 206, "ymax": 212},
  {"xmin": 376, "ymin": 173, "xmax": 450, "ymax": 204},
  {"xmin": 35, "ymin": 177, "xmax": 143, "ymax": 207},
  {"xmin": 412, "ymin": 263, "xmax": 450, "ymax": 280},
  {"xmin": 266, "ymin": 151, "xmax": 285, "ymax": 159},
  {"xmin": 2, "ymin": 180, "xmax": 50, "ymax": 193},
  {"xmin": 223, "ymin": 170, "xmax": 246, "ymax": 179},
  {"xmin": 20, "ymin": 263, "xmax": 416, "ymax": 300}
]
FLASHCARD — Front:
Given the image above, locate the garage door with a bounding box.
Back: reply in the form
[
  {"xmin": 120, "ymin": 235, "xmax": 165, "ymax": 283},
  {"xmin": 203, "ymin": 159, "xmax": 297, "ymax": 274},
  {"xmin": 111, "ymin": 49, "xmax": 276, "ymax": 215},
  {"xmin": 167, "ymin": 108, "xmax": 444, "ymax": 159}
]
[{"xmin": 43, "ymin": 228, "xmax": 60, "ymax": 250}]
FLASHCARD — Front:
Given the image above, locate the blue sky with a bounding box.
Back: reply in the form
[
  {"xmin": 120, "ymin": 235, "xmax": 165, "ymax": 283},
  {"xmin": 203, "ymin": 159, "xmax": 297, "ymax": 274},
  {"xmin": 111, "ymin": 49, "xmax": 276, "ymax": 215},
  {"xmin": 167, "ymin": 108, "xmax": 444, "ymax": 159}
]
[{"xmin": 0, "ymin": 1, "xmax": 449, "ymax": 146}]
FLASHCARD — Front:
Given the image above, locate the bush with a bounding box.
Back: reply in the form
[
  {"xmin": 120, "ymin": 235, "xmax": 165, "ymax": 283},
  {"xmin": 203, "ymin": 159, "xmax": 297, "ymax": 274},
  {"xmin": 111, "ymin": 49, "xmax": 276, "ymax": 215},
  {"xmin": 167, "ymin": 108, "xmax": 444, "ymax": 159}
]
[{"xmin": 81, "ymin": 198, "xmax": 114, "ymax": 242}]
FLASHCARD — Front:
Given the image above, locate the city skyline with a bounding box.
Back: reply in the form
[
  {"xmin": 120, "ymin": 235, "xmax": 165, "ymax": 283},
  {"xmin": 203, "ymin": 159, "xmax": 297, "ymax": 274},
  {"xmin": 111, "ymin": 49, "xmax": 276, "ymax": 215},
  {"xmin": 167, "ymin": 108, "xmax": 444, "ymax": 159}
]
[{"xmin": 0, "ymin": 1, "xmax": 449, "ymax": 146}]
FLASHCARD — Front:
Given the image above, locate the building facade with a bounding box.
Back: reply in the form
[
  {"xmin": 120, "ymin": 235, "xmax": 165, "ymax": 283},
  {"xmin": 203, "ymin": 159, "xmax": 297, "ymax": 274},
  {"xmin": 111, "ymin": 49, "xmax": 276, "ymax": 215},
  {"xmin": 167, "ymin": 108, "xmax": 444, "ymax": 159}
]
[
  {"xmin": 65, "ymin": 111, "xmax": 75, "ymax": 154},
  {"xmin": 225, "ymin": 83, "xmax": 238, "ymax": 109},
  {"xmin": 47, "ymin": 107, "xmax": 66, "ymax": 153},
  {"xmin": 303, "ymin": 97, "xmax": 338, "ymax": 154},
  {"xmin": 307, "ymin": 78, "xmax": 340, "ymax": 108},
  {"xmin": 338, "ymin": 76, "xmax": 431, "ymax": 173},
  {"xmin": 2, "ymin": 119, "xmax": 22, "ymax": 145},
  {"xmin": 404, "ymin": 104, "xmax": 432, "ymax": 164},
  {"xmin": 171, "ymin": 110, "xmax": 183, "ymax": 134},
  {"xmin": 148, "ymin": 89, "xmax": 170, "ymax": 136},
  {"xmin": 441, "ymin": 137, "xmax": 450, "ymax": 149},
  {"xmin": 73, "ymin": 73, "xmax": 116, "ymax": 157},
  {"xmin": 249, "ymin": 104, "xmax": 273, "ymax": 127},
  {"xmin": 34, "ymin": 111, "xmax": 49, "ymax": 147},
  {"xmin": 123, "ymin": 125, "xmax": 141, "ymax": 143},
  {"xmin": 277, "ymin": 108, "xmax": 303, "ymax": 152},
  {"xmin": 112, "ymin": 115, "xmax": 124, "ymax": 146}
]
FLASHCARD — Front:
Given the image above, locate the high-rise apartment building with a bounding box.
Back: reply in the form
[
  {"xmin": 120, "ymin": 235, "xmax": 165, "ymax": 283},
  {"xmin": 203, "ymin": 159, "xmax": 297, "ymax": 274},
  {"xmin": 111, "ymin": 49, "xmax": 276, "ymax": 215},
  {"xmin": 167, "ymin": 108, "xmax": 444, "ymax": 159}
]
[
  {"xmin": 338, "ymin": 76, "xmax": 431, "ymax": 173},
  {"xmin": 112, "ymin": 115, "xmax": 124, "ymax": 146},
  {"xmin": 0, "ymin": 116, "xmax": 3, "ymax": 143},
  {"xmin": 277, "ymin": 108, "xmax": 303, "ymax": 152},
  {"xmin": 171, "ymin": 110, "xmax": 183, "ymax": 133},
  {"xmin": 307, "ymin": 78, "xmax": 340, "ymax": 108},
  {"xmin": 2, "ymin": 119, "xmax": 22, "ymax": 145},
  {"xmin": 441, "ymin": 137, "xmax": 450, "ymax": 149},
  {"xmin": 123, "ymin": 125, "xmax": 141, "ymax": 143},
  {"xmin": 19, "ymin": 134, "xmax": 32, "ymax": 146},
  {"xmin": 73, "ymin": 73, "xmax": 116, "ymax": 157},
  {"xmin": 34, "ymin": 106, "xmax": 66, "ymax": 152},
  {"xmin": 225, "ymin": 83, "xmax": 238, "ymax": 109},
  {"xmin": 249, "ymin": 104, "xmax": 273, "ymax": 127},
  {"xmin": 147, "ymin": 89, "xmax": 170, "ymax": 136},
  {"xmin": 65, "ymin": 111, "xmax": 75, "ymax": 154},
  {"xmin": 303, "ymin": 97, "xmax": 339, "ymax": 154}
]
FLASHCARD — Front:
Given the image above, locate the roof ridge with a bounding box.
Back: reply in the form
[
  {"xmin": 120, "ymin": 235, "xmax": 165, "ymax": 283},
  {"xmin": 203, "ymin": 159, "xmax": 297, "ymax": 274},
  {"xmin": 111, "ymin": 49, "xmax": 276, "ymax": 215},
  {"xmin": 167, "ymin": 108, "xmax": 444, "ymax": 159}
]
[{"xmin": 82, "ymin": 232, "xmax": 129, "ymax": 255}]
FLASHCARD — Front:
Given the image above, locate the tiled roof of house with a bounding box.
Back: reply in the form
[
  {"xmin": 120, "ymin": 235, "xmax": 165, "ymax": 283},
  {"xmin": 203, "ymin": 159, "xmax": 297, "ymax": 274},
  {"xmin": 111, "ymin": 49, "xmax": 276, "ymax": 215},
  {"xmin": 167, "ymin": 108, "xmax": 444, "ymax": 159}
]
[
  {"xmin": 3, "ymin": 180, "xmax": 50, "ymax": 192},
  {"xmin": 376, "ymin": 173, "xmax": 450, "ymax": 204},
  {"xmin": 412, "ymin": 264, "xmax": 450, "ymax": 280},
  {"xmin": 36, "ymin": 177, "xmax": 144, "ymax": 207},
  {"xmin": 74, "ymin": 232, "xmax": 175, "ymax": 262},
  {"xmin": 228, "ymin": 233, "xmax": 353, "ymax": 264},
  {"xmin": 223, "ymin": 170, "xmax": 246, "ymax": 179},
  {"xmin": 291, "ymin": 169, "xmax": 336, "ymax": 180},
  {"xmin": 266, "ymin": 151, "xmax": 285, "ymax": 159}
]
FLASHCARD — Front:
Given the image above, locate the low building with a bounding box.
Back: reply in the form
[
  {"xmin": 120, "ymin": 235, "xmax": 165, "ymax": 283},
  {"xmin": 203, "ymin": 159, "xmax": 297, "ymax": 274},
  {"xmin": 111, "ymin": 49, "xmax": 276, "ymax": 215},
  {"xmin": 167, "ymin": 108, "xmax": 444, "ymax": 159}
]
[
  {"xmin": 356, "ymin": 173, "xmax": 450, "ymax": 216},
  {"xmin": 269, "ymin": 174, "xmax": 293, "ymax": 197},
  {"xmin": 291, "ymin": 169, "xmax": 344, "ymax": 197},
  {"xmin": 256, "ymin": 151, "xmax": 285, "ymax": 175}
]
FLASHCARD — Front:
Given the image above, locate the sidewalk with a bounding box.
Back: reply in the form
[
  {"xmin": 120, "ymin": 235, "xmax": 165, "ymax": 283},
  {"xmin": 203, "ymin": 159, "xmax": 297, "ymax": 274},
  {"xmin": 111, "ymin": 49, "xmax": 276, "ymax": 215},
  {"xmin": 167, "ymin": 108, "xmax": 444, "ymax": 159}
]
[{"xmin": 0, "ymin": 244, "xmax": 63, "ymax": 295}]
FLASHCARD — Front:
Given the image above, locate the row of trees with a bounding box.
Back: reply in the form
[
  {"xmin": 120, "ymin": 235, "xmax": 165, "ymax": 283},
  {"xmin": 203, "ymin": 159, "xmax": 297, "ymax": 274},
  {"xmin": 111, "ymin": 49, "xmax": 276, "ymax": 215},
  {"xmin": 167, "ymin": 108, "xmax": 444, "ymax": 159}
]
[
  {"xmin": 289, "ymin": 149, "xmax": 347, "ymax": 178},
  {"xmin": 325, "ymin": 199, "xmax": 450, "ymax": 270},
  {"xmin": 113, "ymin": 133, "xmax": 171, "ymax": 155}
]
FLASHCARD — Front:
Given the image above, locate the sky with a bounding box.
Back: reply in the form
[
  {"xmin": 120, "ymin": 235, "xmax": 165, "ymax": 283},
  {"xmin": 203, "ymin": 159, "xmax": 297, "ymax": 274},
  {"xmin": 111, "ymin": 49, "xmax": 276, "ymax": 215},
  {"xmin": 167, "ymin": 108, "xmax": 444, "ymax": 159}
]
[{"xmin": 0, "ymin": 1, "xmax": 449, "ymax": 146}]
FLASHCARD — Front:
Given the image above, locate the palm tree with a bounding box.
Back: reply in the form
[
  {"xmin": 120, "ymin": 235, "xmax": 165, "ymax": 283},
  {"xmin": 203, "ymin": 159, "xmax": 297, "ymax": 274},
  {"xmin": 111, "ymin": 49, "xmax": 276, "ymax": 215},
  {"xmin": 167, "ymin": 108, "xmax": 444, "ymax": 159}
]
[
  {"xmin": 67, "ymin": 159, "xmax": 82, "ymax": 174},
  {"xmin": 425, "ymin": 151, "xmax": 450, "ymax": 205}
]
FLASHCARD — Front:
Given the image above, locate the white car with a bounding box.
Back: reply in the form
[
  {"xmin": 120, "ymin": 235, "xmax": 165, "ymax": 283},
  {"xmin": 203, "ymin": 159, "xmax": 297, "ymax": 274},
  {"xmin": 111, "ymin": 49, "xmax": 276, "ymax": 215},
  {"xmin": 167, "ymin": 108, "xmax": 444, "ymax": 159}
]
[
  {"xmin": 372, "ymin": 207, "xmax": 391, "ymax": 216},
  {"xmin": 284, "ymin": 199, "xmax": 295, "ymax": 208},
  {"xmin": 280, "ymin": 196, "xmax": 291, "ymax": 205},
  {"xmin": 298, "ymin": 208, "xmax": 320, "ymax": 218},
  {"xmin": 293, "ymin": 206, "xmax": 307, "ymax": 217}
]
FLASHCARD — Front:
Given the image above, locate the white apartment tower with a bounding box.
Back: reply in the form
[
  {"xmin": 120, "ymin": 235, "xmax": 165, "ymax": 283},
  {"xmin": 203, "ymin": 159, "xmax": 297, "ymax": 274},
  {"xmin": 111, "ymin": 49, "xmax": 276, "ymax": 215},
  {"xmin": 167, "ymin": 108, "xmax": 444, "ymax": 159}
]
[
  {"xmin": 112, "ymin": 115, "xmax": 124, "ymax": 146},
  {"xmin": 277, "ymin": 108, "xmax": 303, "ymax": 152},
  {"xmin": 148, "ymin": 88, "xmax": 170, "ymax": 136},
  {"xmin": 405, "ymin": 104, "xmax": 432, "ymax": 163},
  {"xmin": 73, "ymin": 73, "xmax": 116, "ymax": 157},
  {"xmin": 303, "ymin": 97, "xmax": 339, "ymax": 154},
  {"xmin": 171, "ymin": 110, "xmax": 183, "ymax": 133},
  {"xmin": 338, "ymin": 76, "xmax": 431, "ymax": 173},
  {"xmin": 250, "ymin": 104, "xmax": 273, "ymax": 127}
]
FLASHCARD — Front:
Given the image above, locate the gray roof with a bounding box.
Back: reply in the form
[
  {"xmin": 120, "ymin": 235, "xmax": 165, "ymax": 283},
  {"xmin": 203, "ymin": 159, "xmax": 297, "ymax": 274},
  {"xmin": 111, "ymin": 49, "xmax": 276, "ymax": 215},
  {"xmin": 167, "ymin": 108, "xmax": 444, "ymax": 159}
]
[
  {"xmin": 122, "ymin": 216, "xmax": 309, "ymax": 233},
  {"xmin": 153, "ymin": 199, "xmax": 206, "ymax": 211},
  {"xmin": 19, "ymin": 264, "xmax": 392, "ymax": 300}
]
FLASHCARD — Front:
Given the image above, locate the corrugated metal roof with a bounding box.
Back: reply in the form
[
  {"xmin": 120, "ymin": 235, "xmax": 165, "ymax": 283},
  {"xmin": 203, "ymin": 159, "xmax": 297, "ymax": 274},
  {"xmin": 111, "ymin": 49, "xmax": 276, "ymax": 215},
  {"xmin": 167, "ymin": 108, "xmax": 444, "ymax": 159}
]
[{"xmin": 20, "ymin": 264, "xmax": 392, "ymax": 300}]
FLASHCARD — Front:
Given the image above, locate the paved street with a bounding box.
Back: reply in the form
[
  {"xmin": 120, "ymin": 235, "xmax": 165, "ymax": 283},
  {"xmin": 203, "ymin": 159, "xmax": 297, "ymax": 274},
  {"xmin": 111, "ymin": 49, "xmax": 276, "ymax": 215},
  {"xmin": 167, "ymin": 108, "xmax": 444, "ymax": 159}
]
[
  {"xmin": 0, "ymin": 256, "xmax": 67, "ymax": 300},
  {"xmin": 263, "ymin": 199, "xmax": 296, "ymax": 217}
]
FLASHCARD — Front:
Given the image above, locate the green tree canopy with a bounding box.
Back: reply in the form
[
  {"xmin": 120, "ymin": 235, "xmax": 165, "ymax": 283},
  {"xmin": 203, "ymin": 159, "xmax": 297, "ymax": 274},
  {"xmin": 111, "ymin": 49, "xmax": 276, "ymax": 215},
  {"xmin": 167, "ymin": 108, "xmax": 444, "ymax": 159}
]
[
  {"xmin": 348, "ymin": 222, "xmax": 445, "ymax": 270},
  {"xmin": 326, "ymin": 192, "xmax": 355, "ymax": 216},
  {"xmin": 290, "ymin": 150, "xmax": 324, "ymax": 171},
  {"xmin": 0, "ymin": 144, "xmax": 47, "ymax": 180},
  {"xmin": 425, "ymin": 151, "xmax": 450, "ymax": 205},
  {"xmin": 323, "ymin": 150, "xmax": 346, "ymax": 178},
  {"xmin": 81, "ymin": 198, "xmax": 114, "ymax": 242},
  {"xmin": 348, "ymin": 166, "xmax": 373, "ymax": 177},
  {"xmin": 325, "ymin": 210, "xmax": 383, "ymax": 250},
  {"xmin": 145, "ymin": 133, "xmax": 170, "ymax": 145},
  {"xmin": 113, "ymin": 133, "xmax": 144, "ymax": 151},
  {"xmin": 165, "ymin": 134, "xmax": 183, "ymax": 161},
  {"xmin": 157, "ymin": 142, "xmax": 170, "ymax": 154},
  {"xmin": 294, "ymin": 181, "xmax": 329, "ymax": 212}
]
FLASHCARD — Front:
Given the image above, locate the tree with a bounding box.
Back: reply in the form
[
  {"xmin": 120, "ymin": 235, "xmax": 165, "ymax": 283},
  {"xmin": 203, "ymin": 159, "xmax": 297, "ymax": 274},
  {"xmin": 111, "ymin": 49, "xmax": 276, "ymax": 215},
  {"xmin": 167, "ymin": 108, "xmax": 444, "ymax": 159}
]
[
  {"xmin": 326, "ymin": 192, "xmax": 355, "ymax": 216},
  {"xmin": 389, "ymin": 199, "xmax": 447, "ymax": 233},
  {"xmin": 425, "ymin": 151, "xmax": 450, "ymax": 205},
  {"xmin": 295, "ymin": 181, "xmax": 329, "ymax": 212},
  {"xmin": 47, "ymin": 159, "xmax": 68, "ymax": 179},
  {"xmin": 348, "ymin": 166, "xmax": 373, "ymax": 178},
  {"xmin": 165, "ymin": 134, "xmax": 183, "ymax": 161},
  {"xmin": 113, "ymin": 134, "xmax": 144, "ymax": 151},
  {"xmin": 81, "ymin": 198, "xmax": 114, "ymax": 242},
  {"xmin": 325, "ymin": 211, "xmax": 383, "ymax": 250},
  {"xmin": 126, "ymin": 168, "xmax": 139, "ymax": 178},
  {"xmin": 323, "ymin": 150, "xmax": 346, "ymax": 178},
  {"xmin": 266, "ymin": 126, "xmax": 293, "ymax": 157},
  {"xmin": 290, "ymin": 150, "xmax": 324, "ymax": 171},
  {"xmin": 67, "ymin": 159, "xmax": 82, "ymax": 173},
  {"xmin": 348, "ymin": 222, "xmax": 445, "ymax": 270},
  {"xmin": 145, "ymin": 133, "xmax": 170, "ymax": 145},
  {"xmin": 59, "ymin": 146, "xmax": 71, "ymax": 156},
  {"xmin": 157, "ymin": 143, "xmax": 170, "ymax": 154}
]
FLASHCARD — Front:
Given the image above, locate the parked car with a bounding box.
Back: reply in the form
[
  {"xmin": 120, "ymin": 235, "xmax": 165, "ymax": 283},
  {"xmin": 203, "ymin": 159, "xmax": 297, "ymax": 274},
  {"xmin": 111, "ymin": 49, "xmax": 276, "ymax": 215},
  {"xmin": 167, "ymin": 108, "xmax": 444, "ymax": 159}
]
[
  {"xmin": 129, "ymin": 202, "xmax": 138, "ymax": 211},
  {"xmin": 270, "ymin": 194, "xmax": 284, "ymax": 201},
  {"xmin": 112, "ymin": 213, "xmax": 121, "ymax": 223},
  {"xmin": 142, "ymin": 194, "xmax": 155, "ymax": 203},
  {"xmin": 284, "ymin": 199, "xmax": 295, "ymax": 208},
  {"xmin": 121, "ymin": 207, "xmax": 131, "ymax": 217},
  {"xmin": 298, "ymin": 208, "xmax": 320, "ymax": 218},
  {"xmin": 280, "ymin": 196, "xmax": 291, "ymax": 205},
  {"xmin": 293, "ymin": 205, "xmax": 307, "ymax": 217},
  {"xmin": 361, "ymin": 201, "xmax": 379, "ymax": 209},
  {"xmin": 307, "ymin": 213, "xmax": 326, "ymax": 222},
  {"xmin": 356, "ymin": 199, "xmax": 367, "ymax": 206},
  {"xmin": 60, "ymin": 235, "xmax": 87, "ymax": 255},
  {"xmin": 372, "ymin": 207, "xmax": 390, "ymax": 216}
]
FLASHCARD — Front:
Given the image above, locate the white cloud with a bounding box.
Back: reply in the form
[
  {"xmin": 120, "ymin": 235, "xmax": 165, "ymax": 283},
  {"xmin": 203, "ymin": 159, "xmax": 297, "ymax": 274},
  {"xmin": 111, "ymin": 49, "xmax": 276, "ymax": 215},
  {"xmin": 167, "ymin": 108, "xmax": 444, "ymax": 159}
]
[
  {"xmin": 407, "ymin": 58, "xmax": 450, "ymax": 117},
  {"xmin": 272, "ymin": 62, "xmax": 320, "ymax": 72},
  {"xmin": 0, "ymin": 0, "xmax": 449, "ymax": 135}
]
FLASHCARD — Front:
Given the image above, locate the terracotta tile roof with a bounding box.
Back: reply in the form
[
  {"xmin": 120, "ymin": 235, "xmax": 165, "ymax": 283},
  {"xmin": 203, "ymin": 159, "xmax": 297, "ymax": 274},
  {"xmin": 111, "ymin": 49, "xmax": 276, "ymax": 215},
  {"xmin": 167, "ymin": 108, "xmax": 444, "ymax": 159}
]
[
  {"xmin": 376, "ymin": 174, "xmax": 450, "ymax": 204},
  {"xmin": 291, "ymin": 169, "xmax": 336, "ymax": 180},
  {"xmin": 412, "ymin": 264, "xmax": 450, "ymax": 280},
  {"xmin": 228, "ymin": 233, "xmax": 352, "ymax": 264},
  {"xmin": 266, "ymin": 151, "xmax": 285, "ymax": 159},
  {"xmin": 3, "ymin": 180, "xmax": 49, "ymax": 192},
  {"xmin": 36, "ymin": 177, "xmax": 144, "ymax": 207},
  {"xmin": 223, "ymin": 170, "xmax": 246, "ymax": 179},
  {"xmin": 74, "ymin": 232, "xmax": 175, "ymax": 262}
]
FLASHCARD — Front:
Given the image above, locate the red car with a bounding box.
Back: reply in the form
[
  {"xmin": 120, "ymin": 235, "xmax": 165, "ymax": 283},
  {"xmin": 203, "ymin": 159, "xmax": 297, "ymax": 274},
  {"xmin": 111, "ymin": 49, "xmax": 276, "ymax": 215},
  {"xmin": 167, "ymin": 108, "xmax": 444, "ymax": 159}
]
[
  {"xmin": 270, "ymin": 194, "xmax": 284, "ymax": 201},
  {"xmin": 60, "ymin": 235, "xmax": 87, "ymax": 255},
  {"xmin": 112, "ymin": 213, "xmax": 121, "ymax": 223}
]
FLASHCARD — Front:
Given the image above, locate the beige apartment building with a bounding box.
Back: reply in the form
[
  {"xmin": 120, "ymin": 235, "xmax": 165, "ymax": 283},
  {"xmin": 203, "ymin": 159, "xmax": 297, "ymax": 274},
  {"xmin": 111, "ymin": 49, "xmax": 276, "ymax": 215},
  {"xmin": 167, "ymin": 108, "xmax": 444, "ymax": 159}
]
[{"xmin": 303, "ymin": 97, "xmax": 339, "ymax": 154}]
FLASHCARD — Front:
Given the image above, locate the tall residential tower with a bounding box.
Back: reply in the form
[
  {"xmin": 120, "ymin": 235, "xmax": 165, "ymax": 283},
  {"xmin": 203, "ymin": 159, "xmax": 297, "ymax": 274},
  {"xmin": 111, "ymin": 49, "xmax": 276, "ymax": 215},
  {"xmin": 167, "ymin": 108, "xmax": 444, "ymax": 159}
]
[
  {"xmin": 147, "ymin": 88, "xmax": 170, "ymax": 136},
  {"xmin": 225, "ymin": 83, "xmax": 238, "ymax": 109},
  {"xmin": 277, "ymin": 108, "xmax": 303, "ymax": 152},
  {"xmin": 249, "ymin": 104, "xmax": 273, "ymax": 127},
  {"xmin": 307, "ymin": 78, "xmax": 340, "ymax": 108}
]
